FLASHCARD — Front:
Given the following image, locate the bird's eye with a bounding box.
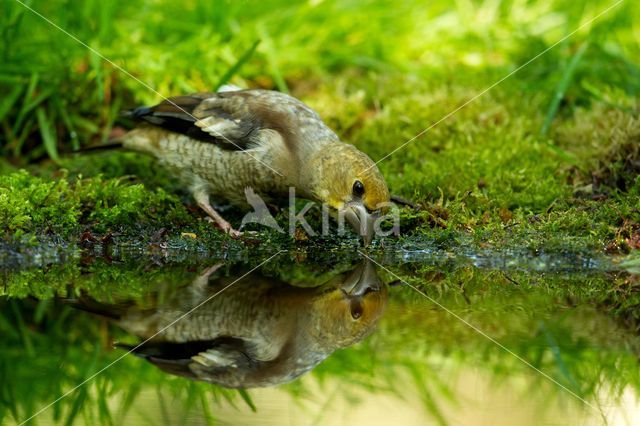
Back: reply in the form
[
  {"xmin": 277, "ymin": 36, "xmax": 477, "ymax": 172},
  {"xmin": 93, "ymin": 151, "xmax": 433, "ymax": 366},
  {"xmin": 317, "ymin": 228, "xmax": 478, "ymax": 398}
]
[
  {"xmin": 350, "ymin": 300, "xmax": 364, "ymax": 320},
  {"xmin": 352, "ymin": 180, "xmax": 365, "ymax": 197}
]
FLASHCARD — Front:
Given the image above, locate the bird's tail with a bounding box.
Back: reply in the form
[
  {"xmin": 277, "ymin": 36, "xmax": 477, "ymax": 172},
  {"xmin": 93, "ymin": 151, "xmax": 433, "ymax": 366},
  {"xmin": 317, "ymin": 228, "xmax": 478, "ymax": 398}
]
[
  {"xmin": 73, "ymin": 110, "xmax": 135, "ymax": 153},
  {"xmin": 64, "ymin": 295, "xmax": 131, "ymax": 320},
  {"xmin": 74, "ymin": 140, "xmax": 124, "ymax": 153}
]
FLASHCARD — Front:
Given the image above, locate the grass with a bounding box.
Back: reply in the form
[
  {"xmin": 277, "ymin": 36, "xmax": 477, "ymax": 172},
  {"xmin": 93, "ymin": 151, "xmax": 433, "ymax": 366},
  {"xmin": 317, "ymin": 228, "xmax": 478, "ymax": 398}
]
[{"xmin": 0, "ymin": 0, "xmax": 639, "ymax": 249}]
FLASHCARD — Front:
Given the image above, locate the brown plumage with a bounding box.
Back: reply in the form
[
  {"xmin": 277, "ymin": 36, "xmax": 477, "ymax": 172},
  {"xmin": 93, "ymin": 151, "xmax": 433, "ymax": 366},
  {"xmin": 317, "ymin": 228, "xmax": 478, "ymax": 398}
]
[
  {"xmin": 72, "ymin": 260, "xmax": 387, "ymax": 388},
  {"xmin": 116, "ymin": 86, "xmax": 390, "ymax": 243}
]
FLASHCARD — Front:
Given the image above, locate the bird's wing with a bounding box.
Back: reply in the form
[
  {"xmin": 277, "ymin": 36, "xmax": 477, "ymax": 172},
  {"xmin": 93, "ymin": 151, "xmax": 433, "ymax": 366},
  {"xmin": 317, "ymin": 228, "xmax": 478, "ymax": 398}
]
[
  {"xmin": 120, "ymin": 337, "xmax": 254, "ymax": 378},
  {"xmin": 124, "ymin": 90, "xmax": 339, "ymax": 151}
]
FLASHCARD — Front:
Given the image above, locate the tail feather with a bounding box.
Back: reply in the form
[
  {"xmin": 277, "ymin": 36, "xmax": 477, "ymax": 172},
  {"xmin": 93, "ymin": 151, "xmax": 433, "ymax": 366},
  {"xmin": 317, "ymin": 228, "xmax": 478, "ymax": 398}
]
[
  {"xmin": 75, "ymin": 140, "xmax": 124, "ymax": 153},
  {"xmin": 65, "ymin": 296, "xmax": 131, "ymax": 320},
  {"xmin": 73, "ymin": 110, "xmax": 138, "ymax": 153},
  {"xmin": 121, "ymin": 107, "xmax": 152, "ymax": 119}
]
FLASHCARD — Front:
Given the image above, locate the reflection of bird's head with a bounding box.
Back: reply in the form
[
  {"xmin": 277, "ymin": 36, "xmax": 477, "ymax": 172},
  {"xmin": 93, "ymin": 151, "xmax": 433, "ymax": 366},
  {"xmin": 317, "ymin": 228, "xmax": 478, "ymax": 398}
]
[
  {"xmin": 306, "ymin": 143, "xmax": 390, "ymax": 245},
  {"xmin": 308, "ymin": 259, "xmax": 387, "ymax": 348}
]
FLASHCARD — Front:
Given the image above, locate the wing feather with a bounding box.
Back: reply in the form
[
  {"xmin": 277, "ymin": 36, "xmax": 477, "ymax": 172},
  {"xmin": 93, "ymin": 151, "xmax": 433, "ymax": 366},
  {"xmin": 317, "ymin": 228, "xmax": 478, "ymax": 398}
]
[{"xmin": 123, "ymin": 89, "xmax": 339, "ymax": 152}]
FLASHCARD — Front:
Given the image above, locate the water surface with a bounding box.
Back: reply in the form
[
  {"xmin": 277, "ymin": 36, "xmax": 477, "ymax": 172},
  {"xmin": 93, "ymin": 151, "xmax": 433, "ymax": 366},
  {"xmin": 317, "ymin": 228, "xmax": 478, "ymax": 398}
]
[{"xmin": 1, "ymin": 247, "xmax": 639, "ymax": 425}]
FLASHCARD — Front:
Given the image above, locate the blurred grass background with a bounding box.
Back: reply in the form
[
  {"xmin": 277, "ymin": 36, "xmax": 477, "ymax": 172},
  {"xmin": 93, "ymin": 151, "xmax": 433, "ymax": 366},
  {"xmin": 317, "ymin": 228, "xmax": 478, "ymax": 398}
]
[
  {"xmin": 0, "ymin": 0, "xmax": 639, "ymax": 248},
  {"xmin": 1, "ymin": 0, "xmax": 638, "ymax": 161}
]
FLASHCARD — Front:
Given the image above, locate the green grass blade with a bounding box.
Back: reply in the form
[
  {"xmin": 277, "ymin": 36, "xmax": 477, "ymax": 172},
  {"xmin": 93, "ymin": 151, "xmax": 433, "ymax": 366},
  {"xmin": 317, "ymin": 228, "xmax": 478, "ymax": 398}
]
[
  {"xmin": 64, "ymin": 387, "xmax": 88, "ymax": 426},
  {"xmin": 116, "ymin": 381, "xmax": 141, "ymax": 421},
  {"xmin": 237, "ymin": 388, "xmax": 256, "ymax": 412},
  {"xmin": 9, "ymin": 301, "xmax": 34, "ymax": 357},
  {"xmin": 97, "ymin": 378, "xmax": 114, "ymax": 426},
  {"xmin": 214, "ymin": 40, "xmax": 260, "ymax": 91},
  {"xmin": 90, "ymin": 50, "xmax": 105, "ymax": 103},
  {"xmin": 36, "ymin": 107, "xmax": 60, "ymax": 162},
  {"xmin": 199, "ymin": 390, "xmax": 216, "ymax": 425},
  {"xmin": 53, "ymin": 97, "xmax": 80, "ymax": 151},
  {"xmin": 12, "ymin": 72, "xmax": 39, "ymax": 134},
  {"xmin": 33, "ymin": 299, "xmax": 51, "ymax": 325},
  {"xmin": 0, "ymin": 85, "xmax": 22, "ymax": 122},
  {"xmin": 540, "ymin": 42, "xmax": 589, "ymax": 136},
  {"xmin": 257, "ymin": 25, "xmax": 289, "ymax": 93},
  {"xmin": 540, "ymin": 323, "xmax": 583, "ymax": 396}
]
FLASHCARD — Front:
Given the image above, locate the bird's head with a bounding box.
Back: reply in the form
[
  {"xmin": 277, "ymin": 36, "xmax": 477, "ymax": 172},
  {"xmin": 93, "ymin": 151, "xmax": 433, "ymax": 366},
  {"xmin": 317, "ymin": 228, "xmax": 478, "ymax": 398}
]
[
  {"xmin": 308, "ymin": 259, "xmax": 387, "ymax": 348},
  {"xmin": 306, "ymin": 143, "xmax": 390, "ymax": 245}
]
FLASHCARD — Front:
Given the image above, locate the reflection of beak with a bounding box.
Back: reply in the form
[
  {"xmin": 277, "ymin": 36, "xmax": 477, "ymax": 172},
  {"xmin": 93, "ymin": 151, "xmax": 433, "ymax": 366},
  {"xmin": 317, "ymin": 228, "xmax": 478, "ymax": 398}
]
[
  {"xmin": 340, "ymin": 259, "xmax": 381, "ymax": 297},
  {"xmin": 343, "ymin": 202, "xmax": 376, "ymax": 246}
]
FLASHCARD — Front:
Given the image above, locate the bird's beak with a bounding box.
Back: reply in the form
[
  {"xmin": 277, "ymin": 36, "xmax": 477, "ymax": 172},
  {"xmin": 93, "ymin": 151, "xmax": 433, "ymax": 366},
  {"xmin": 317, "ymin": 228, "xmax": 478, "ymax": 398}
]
[
  {"xmin": 343, "ymin": 201, "xmax": 376, "ymax": 246},
  {"xmin": 341, "ymin": 259, "xmax": 382, "ymax": 297}
]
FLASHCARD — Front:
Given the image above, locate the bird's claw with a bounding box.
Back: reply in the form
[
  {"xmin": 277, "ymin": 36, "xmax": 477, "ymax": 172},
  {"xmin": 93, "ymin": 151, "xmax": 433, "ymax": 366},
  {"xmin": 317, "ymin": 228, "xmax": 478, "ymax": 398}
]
[
  {"xmin": 227, "ymin": 228, "xmax": 243, "ymax": 238},
  {"xmin": 204, "ymin": 217, "xmax": 243, "ymax": 238}
]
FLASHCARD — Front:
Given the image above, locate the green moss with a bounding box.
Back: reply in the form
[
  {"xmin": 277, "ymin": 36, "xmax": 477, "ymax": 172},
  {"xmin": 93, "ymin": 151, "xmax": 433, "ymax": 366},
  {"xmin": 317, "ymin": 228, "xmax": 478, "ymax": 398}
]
[
  {"xmin": 0, "ymin": 0, "xmax": 639, "ymax": 254},
  {"xmin": 0, "ymin": 170, "xmax": 200, "ymax": 243},
  {"xmin": 0, "ymin": 171, "xmax": 78, "ymax": 238}
]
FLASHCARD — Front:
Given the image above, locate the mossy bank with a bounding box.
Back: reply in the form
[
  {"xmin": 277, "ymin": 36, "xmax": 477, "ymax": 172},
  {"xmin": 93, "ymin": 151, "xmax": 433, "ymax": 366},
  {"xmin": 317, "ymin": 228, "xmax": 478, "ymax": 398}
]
[{"xmin": 0, "ymin": 0, "xmax": 639, "ymax": 257}]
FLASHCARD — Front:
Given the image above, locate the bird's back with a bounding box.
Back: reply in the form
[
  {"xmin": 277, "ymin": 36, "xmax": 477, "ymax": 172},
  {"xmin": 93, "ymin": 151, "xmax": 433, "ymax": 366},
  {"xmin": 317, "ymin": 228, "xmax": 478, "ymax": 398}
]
[{"xmin": 118, "ymin": 89, "xmax": 340, "ymax": 205}]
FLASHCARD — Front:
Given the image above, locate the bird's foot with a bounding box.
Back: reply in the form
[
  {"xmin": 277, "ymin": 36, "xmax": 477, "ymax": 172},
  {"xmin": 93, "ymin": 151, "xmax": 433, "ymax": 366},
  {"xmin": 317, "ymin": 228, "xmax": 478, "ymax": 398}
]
[
  {"xmin": 193, "ymin": 191, "xmax": 243, "ymax": 238},
  {"xmin": 191, "ymin": 262, "xmax": 225, "ymax": 290},
  {"xmin": 205, "ymin": 217, "xmax": 242, "ymax": 238}
]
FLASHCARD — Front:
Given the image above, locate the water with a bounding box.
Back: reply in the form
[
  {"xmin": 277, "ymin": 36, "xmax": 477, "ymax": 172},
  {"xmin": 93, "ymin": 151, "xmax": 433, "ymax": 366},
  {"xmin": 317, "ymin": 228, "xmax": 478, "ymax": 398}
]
[{"xmin": 1, "ymin": 246, "xmax": 639, "ymax": 425}]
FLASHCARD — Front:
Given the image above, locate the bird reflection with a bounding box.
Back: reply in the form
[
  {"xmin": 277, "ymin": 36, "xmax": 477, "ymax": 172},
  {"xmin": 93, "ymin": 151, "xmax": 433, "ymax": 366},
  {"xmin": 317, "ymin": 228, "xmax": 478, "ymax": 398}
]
[{"xmin": 74, "ymin": 259, "xmax": 387, "ymax": 388}]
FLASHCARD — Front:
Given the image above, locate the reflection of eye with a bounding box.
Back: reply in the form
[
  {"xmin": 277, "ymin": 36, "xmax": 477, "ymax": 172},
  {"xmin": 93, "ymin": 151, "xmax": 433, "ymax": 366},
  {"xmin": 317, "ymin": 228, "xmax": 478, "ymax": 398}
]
[
  {"xmin": 362, "ymin": 287, "xmax": 376, "ymax": 296},
  {"xmin": 352, "ymin": 180, "xmax": 365, "ymax": 197},
  {"xmin": 350, "ymin": 300, "xmax": 364, "ymax": 319}
]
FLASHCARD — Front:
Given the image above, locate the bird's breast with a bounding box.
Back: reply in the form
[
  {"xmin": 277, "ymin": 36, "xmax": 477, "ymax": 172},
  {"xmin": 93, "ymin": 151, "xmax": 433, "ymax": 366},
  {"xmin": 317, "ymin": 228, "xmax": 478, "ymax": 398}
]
[{"xmin": 155, "ymin": 133, "xmax": 291, "ymax": 206}]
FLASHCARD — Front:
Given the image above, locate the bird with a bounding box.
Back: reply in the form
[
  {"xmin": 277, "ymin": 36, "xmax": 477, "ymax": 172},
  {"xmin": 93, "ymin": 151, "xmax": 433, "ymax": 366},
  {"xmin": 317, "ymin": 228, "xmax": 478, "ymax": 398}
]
[
  {"xmin": 107, "ymin": 85, "xmax": 391, "ymax": 244},
  {"xmin": 70, "ymin": 259, "xmax": 388, "ymax": 388}
]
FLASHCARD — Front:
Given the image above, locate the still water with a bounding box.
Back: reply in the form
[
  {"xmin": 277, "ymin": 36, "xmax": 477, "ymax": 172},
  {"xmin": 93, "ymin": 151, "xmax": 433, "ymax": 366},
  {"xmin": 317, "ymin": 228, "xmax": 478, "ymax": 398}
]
[{"xmin": 1, "ymin": 247, "xmax": 639, "ymax": 425}]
